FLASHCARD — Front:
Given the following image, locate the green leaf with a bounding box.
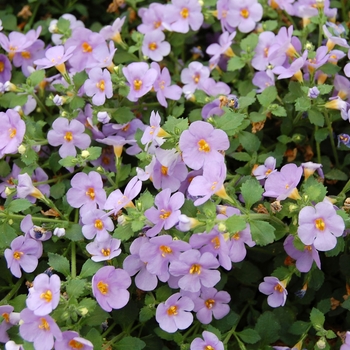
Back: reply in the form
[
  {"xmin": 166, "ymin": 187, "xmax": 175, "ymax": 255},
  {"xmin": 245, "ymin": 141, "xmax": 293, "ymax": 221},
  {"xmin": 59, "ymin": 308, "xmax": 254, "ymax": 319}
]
[
  {"xmin": 50, "ymin": 182, "xmax": 66, "ymax": 200},
  {"xmin": 317, "ymin": 84, "xmax": 333, "ymax": 95},
  {"xmin": 309, "ymin": 268, "xmax": 324, "ymax": 291},
  {"xmin": 308, "ymin": 108, "xmax": 325, "ymax": 126},
  {"xmin": 65, "ymin": 223, "xmax": 84, "ymax": 241},
  {"xmin": 215, "ymin": 111, "xmax": 245, "ymax": 136},
  {"xmin": 227, "ymin": 56, "xmax": 246, "ymax": 71},
  {"xmin": 240, "ymin": 33, "xmax": 258, "ymax": 52},
  {"xmin": 112, "ymin": 107, "xmax": 135, "ymax": 124},
  {"xmin": 225, "ymin": 215, "xmax": 247, "ymax": 234},
  {"xmin": 271, "ymin": 105, "xmax": 287, "ymax": 117},
  {"xmin": 262, "ymin": 20, "xmax": 278, "ymax": 31},
  {"xmin": 1, "ymin": 14, "xmax": 17, "ymax": 31},
  {"xmin": 113, "ymin": 223, "xmax": 134, "ymax": 241},
  {"xmin": 0, "ymin": 160, "xmax": 11, "ymax": 177},
  {"xmin": 289, "ymin": 320, "xmax": 311, "ymax": 335},
  {"xmin": 230, "ymin": 152, "xmax": 251, "ymax": 161},
  {"xmin": 0, "ymin": 223, "xmax": 17, "ymax": 249},
  {"xmin": 139, "ymin": 306, "xmax": 155, "ymax": 322},
  {"xmin": 241, "ymin": 178, "xmax": 264, "ymax": 210},
  {"xmin": 249, "ymin": 112, "xmax": 266, "ymax": 122},
  {"xmin": 78, "ymin": 298, "xmax": 97, "ymax": 316},
  {"xmin": 131, "ymin": 220, "xmax": 145, "ymax": 232},
  {"xmin": 85, "ymin": 305, "xmax": 109, "ymax": 326},
  {"xmin": 73, "ymin": 71, "xmax": 88, "ymax": 90},
  {"xmin": 163, "ymin": 116, "xmax": 189, "ymax": 134},
  {"xmin": 249, "ymin": 220, "xmax": 275, "ymax": 246},
  {"xmin": 257, "ymin": 86, "xmax": 277, "ymax": 107},
  {"xmin": 137, "ymin": 190, "xmax": 154, "ymax": 211},
  {"xmin": 277, "ymin": 135, "xmax": 292, "ymax": 144},
  {"xmin": 156, "ymin": 285, "xmax": 173, "ymax": 302},
  {"xmin": 315, "ymin": 128, "xmax": 328, "ymax": 142},
  {"xmin": 57, "ymin": 17, "xmax": 71, "ymax": 32},
  {"xmin": 79, "ymin": 259, "xmax": 104, "ymax": 278},
  {"xmin": 85, "ymin": 147, "xmax": 102, "ymax": 161},
  {"xmin": 238, "ymin": 96, "xmax": 256, "ymax": 109},
  {"xmin": 172, "ymin": 104, "xmax": 185, "ymax": 118},
  {"xmin": 8, "ymin": 199, "xmax": 32, "ymax": 213},
  {"xmin": 27, "ymin": 70, "xmax": 45, "ymax": 86},
  {"xmin": 85, "ymin": 328, "xmax": 103, "ymax": 349},
  {"xmin": 21, "ymin": 147, "xmax": 38, "ymax": 166},
  {"xmin": 239, "ymin": 131, "xmax": 261, "ymax": 153},
  {"xmin": 295, "ymin": 96, "xmax": 311, "ymax": 112},
  {"xmin": 48, "ymin": 252, "xmax": 70, "ymax": 276},
  {"xmin": 319, "ymin": 63, "xmax": 341, "ymax": 75},
  {"xmin": 310, "ymin": 308, "xmax": 325, "ymax": 329},
  {"xmin": 114, "ymin": 50, "xmax": 139, "ymax": 64},
  {"xmin": 66, "ymin": 279, "xmax": 86, "ymax": 299},
  {"xmin": 233, "ymin": 261, "xmax": 262, "ymax": 284},
  {"xmin": 303, "ymin": 177, "xmax": 327, "ymax": 202},
  {"xmin": 255, "ymin": 311, "xmax": 281, "ymax": 345},
  {"xmin": 70, "ymin": 96, "xmax": 85, "ymax": 110},
  {"xmin": 59, "ymin": 156, "xmax": 77, "ymax": 168},
  {"xmin": 237, "ymin": 329, "xmax": 261, "ymax": 344},
  {"xmin": 0, "ymin": 93, "xmax": 28, "ymax": 108},
  {"xmin": 325, "ymin": 169, "xmax": 348, "ymax": 181}
]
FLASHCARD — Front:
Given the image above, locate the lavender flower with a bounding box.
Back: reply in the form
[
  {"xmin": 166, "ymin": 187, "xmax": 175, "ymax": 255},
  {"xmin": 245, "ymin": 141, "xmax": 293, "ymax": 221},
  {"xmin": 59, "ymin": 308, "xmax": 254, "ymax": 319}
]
[
  {"xmin": 138, "ymin": 4, "xmax": 171, "ymax": 33},
  {"xmin": 179, "ymin": 121, "xmax": 229, "ymax": 170},
  {"xmin": 301, "ymin": 161, "xmax": 323, "ymax": 179},
  {"xmin": 341, "ymin": 331, "xmax": 350, "ymax": 350},
  {"xmin": 22, "ymin": 214, "xmax": 52, "ymax": 242},
  {"xmin": 55, "ymin": 331, "xmax": 93, "ymax": 350},
  {"xmin": 308, "ymin": 86, "xmax": 320, "ymax": 99},
  {"xmin": 100, "ymin": 17, "xmax": 126, "ymax": 42},
  {"xmin": 92, "ymin": 266, "xmax": 131, "ymax": 312},
  {"xmin": 190, "ymin": 331, "xmax": 224, "ymax": 350},
  {"xmin": 0, "ymin": 54, "xmax": 11, "ymax": 83},
  {"xmin": 86, "ymin": 236, "xmax": 121, "ymax": 262},
  {"xmin": 19, "ymin": 308, "xmax": 62, "ymax": 350},
  {"xmin": 123, "ymin": 62, "xmax": 157, "ymax": 102},
  {"xmin": 144, "ymin": 188, "xmax": 185, "ymax": 237},
  {"xmin": 4, "ymin": 235, "xmax": 42, "ymax": 278},
  {"xmin": 298, "ymin": 199, "xmax": 345, "ymax": 251},
  {"xmin": 0, "ymin": 109, "xmax": 26, "ymax": 159},
  {"xmin": 142, "ymin": 31, "xmax": 170, "ymax": 62},
  {"xmin": 0, "ymin": 305, "xmax": 14, "ymax": 343},
  {"xmin": 155, "ymin": 292, "xmax": 194, "ymax": 333},
  {"xmin": 81, "ymin": 208, "xmax": 114, "ymax": 242},
  {"xmin": 181, "ymin": 61, "xmax": 210, "ymax": 94},
  {"xmin": 17, "ymin": 173, "xmax": 45, "ymax": 200},
  {"xmin": 84, "ymin": 67, "xmax": 113, "ymax": 106},
  {"xmin": 338, "ymin": 133, "xmax": 350, "ymax": 148},
  {"xmin": 5, "ymin": 341, "xmax": 24, "ymax": 350},
  {"xmin": 47, "ymin": 117, "xmax": 91, "ymax": 158},
  {"xmin": 259, "ymin": 276, "xmax": 288, "ymax": 307},
  {"xmin": 26, "ymin": 273, "xmax": 61, "ymax": 316},
  {"xmin": 253, "ymin": 156, "xmax": 277, "ymax": 180},
  {"xmin": 169, "ymin": 249, "xmax": 221, "ymax": 292},
  {"xmin": 252, "ymin": 70, "xmax": 275, "ymax": 92},
  {"xmin": 229, "ymin": 223, "xmax": 255, "ymax": 263}
]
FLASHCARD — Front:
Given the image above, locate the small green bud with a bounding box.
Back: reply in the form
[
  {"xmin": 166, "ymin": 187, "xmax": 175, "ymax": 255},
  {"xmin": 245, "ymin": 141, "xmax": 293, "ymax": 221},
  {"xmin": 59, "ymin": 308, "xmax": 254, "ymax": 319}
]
[{"xmin": 81, "ymin": 150, "xmax": 90, "ymax": 158}]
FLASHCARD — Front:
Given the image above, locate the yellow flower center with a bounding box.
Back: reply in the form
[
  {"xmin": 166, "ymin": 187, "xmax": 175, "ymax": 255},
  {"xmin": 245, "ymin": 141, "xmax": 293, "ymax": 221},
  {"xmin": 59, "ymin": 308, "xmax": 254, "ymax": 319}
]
[
  {"xmin": 96, "ymin": 80, "xmax": 105, "ymax": 91},
  {"xmin": 133, "ymin": 79, "xmax": 143, "ymax": 91},
  {"xmin": 149, "ymin": 42, "xmax": 158, "ymax": 51},
  {"xmin": 159, "ymin": 209, "xmax": 171, "ymax": 220},
  {"xmin": 305, "ymin": 245, "xmax": 312, "ymax": 251},
  {"xmin": 40, "ymin": 290, "xmax": 53, "ymax": 303},
  {"xmin": 264, "ymin": 47, "xmax": 269, "ymax": 58},
  {"xmin": 160, "ymin": 245, "xmax": 172, "ymax": 257},
  {"xmin": 167, "ymin": 305, "xmax": 178, "ymax": 316},
  {"xmin": 205, "ymin": 346, "xmax": 215, "ymax": 350},
  {"xmin": 122, "ymin": 124, "xmax": 130, "ymax": 132},
  {"xmin": 274, "ymin": 284, "xmax": 284, "ymax": 293},
  {"xmin": 193, "ymin": 73, "xmax": 200, "ymax": 84},
  {"xmin": 180, "ymin": 7, "xmax": 189, "ymax": 18},
  {"xmin": 154, "ymin": 21, "xmax": 161, "ymax": 29},
  {"xmin": 265, "ymin": 169, "xmax": 272, "ymax": 176},
  {"xmin": 21, "ymin": 51, "xmax": 31, "ymax": 59},
  {"xmin": 240, "ymin": 8, "xmax": 249, "ymax": 18},
  {"xmin": 68, "ymin": 340, "xmax": 84, "ymax": 349},
  {"xmin": 38, "ymin": 318, "xmax": 50, "ymax": 330},
  {"xmin": 211, "ymin": 236, "xmax": 220, "ymax": 249},
  {"xmin": 159, "ymin": 80, "xmax": 165, "ymax": 90},
  {"xmin": 0, "ymin": 62, "xmax": 4, "ymax": 72},
  {"xmin": 2, "ymin": 313, "xmax": 9, "ymax": 323},
  {"xmin": 198, "ymin": 139, "xmax": 210, "ymax": 152},
  {"xmin": 82, "ymin": 42, "xmax": 93, "ymax": 53},
  {"xmin": 97, "ymin": 281, "xmax": 109, "ymax": 294},
  {"xmin": 86, "ymin": 187, "xmax": 95, "ymax": 200},
  {"xmin": 210, "ymin": 181, "xmax": 218, "ymax": 191},
  {"xmin": 9, "ymin": 128, "xmax": 17, "ymax": 138},
  {"xmin": 315, "ymin": 218, "xmax": 325, "ymax": 231},
  {"xmin": 94, "ymin": 219, "xmax": 104, "ymax": 230},
  {"xmin": 101, "ymin": 248, "xmax": 111, "ymax": 256},
  {"xmin": 64, "ymin": 131, "xmax": 73, "ymax": 142},
  {"xmin": 232, "ymin": 232, "xmax": 240, "ymax": 240},
  {"xmin": 205, "ymin": 298, "xmax": 215, "ymax": 309},
  {"xmin": 189, "ymin": 264, "xmax": 201, "ymax": 274},
  {"xmin": 161, "ymin": 166, "xmax": 168, "ymax": 176},
  {"xmin": 13, "ymin": 251, "xmax": 23, "ymax": 260}
]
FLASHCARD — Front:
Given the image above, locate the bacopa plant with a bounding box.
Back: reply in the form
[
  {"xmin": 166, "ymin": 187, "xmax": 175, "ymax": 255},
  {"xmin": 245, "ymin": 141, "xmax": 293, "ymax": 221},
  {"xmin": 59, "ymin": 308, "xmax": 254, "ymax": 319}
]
[{"xmin": 1, "ymin": 0, "xmax": 350, "ymax": 349}]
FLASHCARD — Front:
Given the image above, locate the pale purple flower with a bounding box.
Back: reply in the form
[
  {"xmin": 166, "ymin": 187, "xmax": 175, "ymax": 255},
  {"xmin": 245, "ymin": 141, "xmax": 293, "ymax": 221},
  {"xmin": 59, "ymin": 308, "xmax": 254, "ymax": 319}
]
[
  {"xmin": 142, "ymin": 31, "xmax": 170, "ymax": 62},
  {"xmin": 334, "ymin": 74, "xmax": 350, "ymax": 101},
  {"xmin": 323, "ymin": 23, "xmax": 349, "ymax": 51},
  {"xmin": 229, "ymin": 223, "xmax": 255, "ymax": 263},
  {"xmin": 190, "ymin": 331, "xmax": 224, "ymax": 350},
  {"xmin": 0, "ymin": 305, "xmax": 14, "ymax": 343},
  {"xmin": 0, "ymin": 109, "xmax": 26, "ymax": 159},
  {"xmin": 273, "ymin": 50, "xmax": 308, "ymax": 82},
  {"xmin": 139, "ymin": 235, "xmax": 190, "ymax": 282},
  {"xmin": 16, "ymin": 173, "xmax": 45, "ymax": 200},
  {"xmin": 81, "ymin": 209, "xmax": 114, "ymax": 241},
  {"xmin": 253, "ymin": 156, "xmax": 277, "ymax": 180},
  {"xmin": 86, "ymin": 236, "xmax": 121, "ymax": 262},
  {"xmin": 5, "ymin": 236, "xmax": 42, "ymax": 278},
  {"xmin": 298, "ymin": 199, "xmax": 345, "ymax": 251},
  {"xmin": 263, "ymin": 163, "xmax": 303, "ymax": 201},
  {"xmin": 188, "ymin": 160, "xmax": 227, "ymax": 206},
  {"xmin": 97, "ymin": 111, "xmax": 111, "ymax": 124},
  {"xmin": 308, "ymin": 86, "xmax": 320, "ymax": 99},
  {"xmin": 104, "ymin": 176, "xmax": 142, "ymax": 214},
  {"xmin": 341, "ymin": 331, "xmax": 350, "ymax": 350},
  {"xmin": 169, "ymin": 249, "xmax": 221, "ymax": 292},
  {"xmin": 47, "ymin": 117, "xmax": 91, "ymax": 158},
  {"xmin": 55, "ymin": 331, "xmax": 93, "ymax": 350},
  {"xmin": 259, "ymin": 276, "xmax": 287, "ymax": 307},
  {"xmin": 227, "ymin": 0, "xmax": 263, "ymax": 33},
  {"xmin": 304, "ymin": 46, "xmax": 329, "ymax": 74},
  {"xmin": 144, "ymin": 188, "xmax": 185, "ymax": 237},
  {"xmin": 216, "ymin": 0, "xmax": 236, "ymax": 33},
  {"xmin": 268, "ymin": 0, "xmax": 295, "ymax": 15},
  {"xmin": 123, "ymin": 236, "xmax": 158, "ymax": 291},
  {"xmin": 201, "ymin": 94, "xmax": 238, "ymax": 119},
  {"xmin": 0, "ymin": 54, "xmax": 11, "ymax": 83},
  {"xmin": 92, "ymin": 266, "xmax": 131, "ymax": 312},
  {"xmin": 284, "ymin": 235, "xmax": 320, "ymax": 273},
  {"xmin": 155, "ymin": 292, "xmax": 194, "ymax": 333},
  {"xmin": 123, "ymin": 62, "xmax": 157, "ymax": 102},
  {"xmin": 193, "ymin": 287, "xmax": 230, "ymax": 324},
  {"xmin": 5, "ymin": 341, "xmax": 24, "ymax": 350},
  {"xmin": 138, "ymin": 4, "xmax": 171, "ymax": 33},
  {"xmin": 21, "ymin": 214, "xmax": 52, "ymax": 242},
  {"xmin": 83, "ymin": 67, "xmax": 113, "ymax": 106},
  {"xmin": 167, "ymin": 0, "xmax": 204, "ymax": 33},
  {"xmin": 19, "ymin": 308, "xmax": 62, "ymax": 350},
  {"xmin": 53, "ymin": 228, "xmax": 65, "ymax": 237},
  {"xmin": 151, "ymin": 62, "xmax": 182, "ymax": 107},
  {"xmin": 50, "ymin": 14, "xmax": 84, "ymax": 45},
  {"xmin": 251, "ymin": 31, "xmax": 279, "ymax": 71},
  {"xmin": 26, "ymin": 273, "xmax": 61, "ymax": 316},
  {"xmin": 66, "ymin": 171, "xmax": 106, "ymax": 215},
  {"xmin": 201, "ymin": 78, "xmax": 231, "ymax": 97},
  {"xmin": 325, "ymin": 96, "xmax": 350, "ymax": 121},
  {"xmin": 0, "ymin": 163, "xmax": 20, "ymax": 198},
  {"xmin": 141, "ymin": 110, "xmax": 167, "ymax": 148},
  {"xmin": 252, "ymin": 70, "xmax": 275, "ymax": 92},
  {"xmin": 301, "ymin": 161, "xmax": 323, "ymax": 179},
  {"xmin": 179, "ymin": 121, "xmax": 229, "ymax": 170},
  {"xmin": 181, "ymin": 61, "xmax": 210, "ymax": 94},
  {"xmin": 100, "ymin": 17, "xmax": 126, "ymax": 42}
]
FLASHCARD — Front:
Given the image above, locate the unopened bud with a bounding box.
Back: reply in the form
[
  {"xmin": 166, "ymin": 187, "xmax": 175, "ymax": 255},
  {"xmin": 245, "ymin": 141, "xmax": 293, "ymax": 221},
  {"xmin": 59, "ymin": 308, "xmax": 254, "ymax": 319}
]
[
  {"xmin": 217, "ymin": 222, "xmax": 227, "ymax": 232},
  {"xmin": 5, "ymin": 187, "xmax": 13, "ymax": 196},
  {"xmin": 81, "ymin": 150, "xmax": 90, "ymax": 158},
  {"xmin": 316, "ymin": 338, "xmax": 326, "ymax": 349},
  {"xmin": 18, "ymin": 144, "xmax": 26, "ymax": 154},
  {"xmin": 53, "ymin": 227, "xmax": 65, "ymax": 237}
]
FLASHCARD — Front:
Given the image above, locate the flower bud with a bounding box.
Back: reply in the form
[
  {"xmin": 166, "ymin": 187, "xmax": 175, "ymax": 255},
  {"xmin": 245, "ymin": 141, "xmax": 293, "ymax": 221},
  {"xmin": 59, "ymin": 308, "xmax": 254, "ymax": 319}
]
[
  {"xmin": 17, "ymin": 144, "xmax": 26, "ymax": 154},
  {"xmin": 316, "ymin": 338, "xmax": 326, "ymax": 349},
  {"xmin": 81, "ymin": 150, "xmax": 90, "ymax": 158},
  {"xmin": 97, "ymin": 111, "xmax": 111, "ymax": 124},
  {"xmin": 53, "ymin": 227, "xmax": 66, "ymax": 237}
]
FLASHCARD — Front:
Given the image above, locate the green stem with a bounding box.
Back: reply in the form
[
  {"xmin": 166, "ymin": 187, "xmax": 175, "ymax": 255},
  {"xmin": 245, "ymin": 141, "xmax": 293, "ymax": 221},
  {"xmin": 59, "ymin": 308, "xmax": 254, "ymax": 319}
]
[
  {"xmin": 26, "ymin": 2, "xmax": 40, "ymax": 29},
  {"xmin": 244, "ymin": 213, "xmax": 286, "ymax": 227},
  {"xmin": 324, "ymin": 112, "xmax": 340, "ymax": 169},
  {"xmin": 0, "ymin": 212, "xmax": 71, "ymax": 224},
  {"xmin": 315, "ymin": 125, "xmax": 321, "ymax": 164},
  {"xmin": 0, "ymin": 276, "xmax": 24, "ymax": 305},
  {"xmin": 71, "ymin": 242, "xmax": 76, "ymax": 278}
]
